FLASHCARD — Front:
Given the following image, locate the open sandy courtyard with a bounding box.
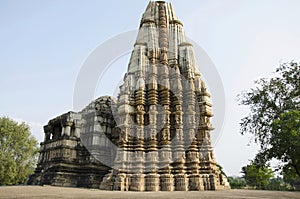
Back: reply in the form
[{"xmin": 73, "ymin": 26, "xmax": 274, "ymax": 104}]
[{"xmin": 0, "ymin": 186, "xmax": 299, "ymax": 199}]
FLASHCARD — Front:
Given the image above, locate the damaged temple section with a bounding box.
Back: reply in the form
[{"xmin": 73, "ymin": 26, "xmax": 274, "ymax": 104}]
[
  {"xmin": 28, "ymin": 1, "xmax": 230, "ymax": 191},
  {"xmin": 27, "ymin": 96, "xmax": 117, "ymax": 188}
]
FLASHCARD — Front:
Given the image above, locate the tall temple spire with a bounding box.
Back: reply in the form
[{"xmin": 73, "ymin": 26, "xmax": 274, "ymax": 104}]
[
  {"xmin": 28, "ymin": 1, "xmax": 230, "ymax": 191},
  {"xmin": 100, "ymin": 1, "xmax": 230, "ymax": 191}
]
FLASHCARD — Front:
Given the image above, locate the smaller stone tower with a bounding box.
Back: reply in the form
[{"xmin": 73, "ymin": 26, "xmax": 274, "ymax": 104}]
[{"xmin": 27, "ymin": 97, "xmax": 117, "ymax": 188}]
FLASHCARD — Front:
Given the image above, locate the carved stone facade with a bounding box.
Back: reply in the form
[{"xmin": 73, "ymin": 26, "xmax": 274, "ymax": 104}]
[
  {"xmin": 99, "ymin": 1, "xmax": 229, "ymax": 191},
  {"xmin": 27, "ymin": 97, "xmax": 116, "ymax": 188},
  {"xmin": 28, "ymin": 1, "xmax": 230, "ymax": 191}
]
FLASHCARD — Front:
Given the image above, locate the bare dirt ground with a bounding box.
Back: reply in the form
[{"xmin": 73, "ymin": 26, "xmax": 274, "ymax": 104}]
[{"xmin": 0, "ymin": 186, "xmax": 299, "ymax": 199}]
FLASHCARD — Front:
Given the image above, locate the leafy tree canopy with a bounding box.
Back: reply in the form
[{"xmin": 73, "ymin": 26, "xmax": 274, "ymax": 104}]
[
  {"xmin": 0, "ymin": 117, "xmax": 39, "ymax": 185},
  {"xmin": 238, "ymin": 61, "xmax": 300, "ymax": 177},
  {"xmin": 227, "ymin": 176, "xmax": 246, "ymax": 189},
  {"xmin": 282, "ymin": 164, "xmax": 300, "ymax": 190},
  {"xmin": 242, "ymin": 162, "xmax": 274, "ymax": 189}
]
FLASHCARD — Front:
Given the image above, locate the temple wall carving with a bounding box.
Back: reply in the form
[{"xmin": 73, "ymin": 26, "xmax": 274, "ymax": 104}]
[{"xmin": 28, "ymin": 1, "xmax": 230, "ymax": 191}]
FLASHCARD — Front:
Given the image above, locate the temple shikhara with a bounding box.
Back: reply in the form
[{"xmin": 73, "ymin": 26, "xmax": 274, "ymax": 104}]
[{"xmin": 28, "ymin": 1, "xmax": 230, "ymax": 191}]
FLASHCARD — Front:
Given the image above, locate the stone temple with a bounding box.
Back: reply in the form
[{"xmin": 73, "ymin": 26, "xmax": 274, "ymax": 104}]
[{"xmin": 28, "ymin": 1, "xmax": 230, "ymax": 191}]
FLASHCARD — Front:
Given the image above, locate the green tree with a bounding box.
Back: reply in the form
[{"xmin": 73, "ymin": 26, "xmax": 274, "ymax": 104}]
[
  {"xmin": 242, "ymin": 162, "xmax": 274, "ymax": 189},
  {"xmin": 238, "ymin": 61, "xmax": 300, "ymax": 177},
  {"xmin": 271, "ymin": 110, "xmax": 300, "ymax": 177},
  {"xmin": 267, "ymin": 177, "xmax": 288, "ymax": 191},
  {"xmin": 282, "ymin": 164, "xmax": 300, "ymax": 190},
  {"xmin": 0, "ymin": 117, "xmax": 39, "ymax": 185},
  {"xmin": 227, "ymin": 176, "xmax": 247, "ymax": 189}
]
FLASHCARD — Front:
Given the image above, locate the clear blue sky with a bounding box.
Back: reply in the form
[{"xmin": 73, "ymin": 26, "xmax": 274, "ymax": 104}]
[{"xmin": 1, "ymin": 0, "xmax": 300, "ymax": 176}]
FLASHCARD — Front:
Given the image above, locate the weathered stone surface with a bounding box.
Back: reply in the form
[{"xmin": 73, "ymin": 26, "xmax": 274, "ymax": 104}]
[
  {"xmin": 28, "ymin": 1, "xmax": 230, "ymax": 191},
  {"xmin": 99, "ymin": 1, "xmax": 230, "ymax": 191},
  {"xmin": 27, "ymin": 97, "xmax": 116, "ymax": 188}
]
